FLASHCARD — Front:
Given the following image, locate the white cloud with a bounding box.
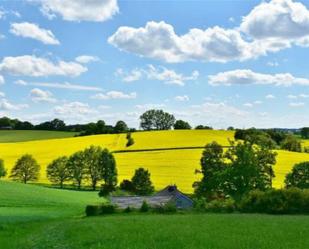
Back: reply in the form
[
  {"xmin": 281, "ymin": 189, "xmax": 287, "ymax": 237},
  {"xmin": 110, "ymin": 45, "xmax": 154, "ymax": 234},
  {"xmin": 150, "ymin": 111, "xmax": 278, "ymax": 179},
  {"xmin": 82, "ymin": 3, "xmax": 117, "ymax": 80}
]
[
  {"xmin": 0, "ymin": 99, "xmax": 28, "ymax": 111},
  {"xmin": 135, "ymin": 103, "xmax": 166, "ymax": 110},
  {"xmin": 30, "ymin": 88, "xmax": 57, "ymax": 103},
  {"xmin": 108, "ymin": 21, "xmax": 255, "ymax": 63},
  {"xmin": 16, "ymin": 80, "xmax": 102, "ymax": 92},
  {"xmin": 36, "ymin": 0, "xmax": 119, "ymax": 22},
  {"xmin": 0, "ymin": 55, "xmax": 87, "ymax": 77},
  {"xmin": 267, "ymin": 61, "xmax": 279, "ymax": 67},
  {"xmin": 75, "ymin": 55, "xmax": 99, "ymax": 64},
  {"xmin": 92, "ymin": 91, "xmax": 137, "ymax": 100},
  {"xmin": 208, "ymin": 69, "xmax": 309, "ymax": 86},
  {"xmin": 174, "ymin": 95, "xmax": 189, "ymax": 101},
  {"xmin": 265, "ymin": 94, "xmax": 276, "ymax": 99},
  {"xmin": 10, "ymin": 22, "xmax": 60, "ymax": 45},
  {"xmin": 0, "ymin": 92, "xmax": 5, "ymax": 98},
  {"xmin": 243, "ymin": 103, "xmax": 253, "ymax": 108},
  {"xmin": 287, "ymin": 94, "xmax": 298, "ymax": 99},
  {"xmin": 254, "ymin": 100, "xmax": 263, "ymax": 104},
  {"xmin": 0, "ymin": 75, "xmax": 4, "ymax": 84},
  {"xmin": 54, "ymin": 102, "xmax": 95, "ymax": 115},
  {"xmin": 300, "ymin": 94, "xmax": 309, "ymax": 98},
  {"xmin": 117, "ymin": 65, "xmax": 199, "ymax": 86},
  {"xmin": 289, "ymin": 102, "xmax": 305, "ymax": 107}
]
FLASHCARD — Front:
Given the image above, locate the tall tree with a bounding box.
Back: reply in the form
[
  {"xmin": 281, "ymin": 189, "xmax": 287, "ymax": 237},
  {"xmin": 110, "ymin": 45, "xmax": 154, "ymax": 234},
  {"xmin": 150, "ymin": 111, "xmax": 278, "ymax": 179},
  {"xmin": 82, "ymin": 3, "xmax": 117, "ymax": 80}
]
[
  {"xmin": 0, "ymin": 159, "xmax": 6, "ymax": 178},
  {"xmin": 174, "ymin": 120, "xmax": 191, "ymax": 130},
  {"xmin": 131, "ymin": 168, "xmax": 154, "ymax": 195},
  {"xmin": 140, "ymin": 109, "xmax": 175, "ymax": 130},
  {"xmin": 46, "ymin": 156, "xmax": 70, "ymax": 188},
  {"xmin": 67, "ymin": 151, "xmax": 86, "ymax": 189},
  {"xmin": 114, "ymin": 120, "xmax": 128, "ymax": 133},
  {"xmin": 285, "ymin": 162, "xmax": 309, "ymax": 189},
  {"xmin": 84, "ymin": 146, "xmax": 102, "ymax": 190},
  {"xmin": 10, "ymin": 154, "xmax": 40, "ymax": 184},
  {"xmin": 100, "ymin": 149, "xmax": 117, "ymax": 188}
]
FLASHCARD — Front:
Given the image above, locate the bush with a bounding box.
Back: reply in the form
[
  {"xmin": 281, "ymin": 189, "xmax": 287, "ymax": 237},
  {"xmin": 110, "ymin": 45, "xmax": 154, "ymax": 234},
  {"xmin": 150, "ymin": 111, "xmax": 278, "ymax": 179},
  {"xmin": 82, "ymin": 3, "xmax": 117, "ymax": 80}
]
[
  {"xmin": 239, "ymin": 188, "xmax": 309, "ymax": 214},
  {"xmin": 98, "ymin": 184, "xmax": 116, "ymax": 197},
  {"xmin": 123, "ymin": 206, "xmax": 133, "ymax": 213},
  {"xmin": 100, "ymin": 204, "xmax": 115, "ymax": 214},
  {"xmin": 204, "ymin": 199, "xmax": 235, "ymax": 213},
  {"xmin": 120, "ymin": 179, "xmax": 135, "ymax": 192},
  {"xmin": 85, "ymin": 205, "xmax": 101, "ymax": 216},
  {"xmin": 126, "ymin": 137, "xmax": 134, "ymax": 147},
  {"xmin": 140, "ymin": 200, "xmax": 149, "ymax": 212},
  {"xmin": 153, "ymin": 202, "xmax": 177, "ymax": 214}
]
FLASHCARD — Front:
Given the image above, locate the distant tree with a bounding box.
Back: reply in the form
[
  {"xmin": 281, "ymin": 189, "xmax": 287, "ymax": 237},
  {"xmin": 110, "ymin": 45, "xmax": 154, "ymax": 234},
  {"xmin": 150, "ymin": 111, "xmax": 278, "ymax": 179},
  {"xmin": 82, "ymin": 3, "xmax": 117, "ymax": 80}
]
[
  {"xmin": 281, "ymin": 135, "xmax": 302, "ymax": 152},
  {"xmin": 195, "ymin": 125, "xmax": 213, "ymax": 130},
  {"xmin": 10, "ymin": 154, "xmax": 40, "ymax": 184},
  {"xmin": 301, "ymin": 127, "xmax": 309, "ymax": 139},
  {"xmin": 194, "ymin": 142, "xmax": 226, "ymax": 199},
  {"xmin": 131, "ymin": 168, "xmax": 154, "ymax": 195},
  {"xmin": 15, "ymin": 121, "xmax": 34, "ymax": 130},
  {"xmin": 140, "ymin": 109, "xmax": 175, "ymax": 130},
  {"xmin": 0, "ymin": 159, "xmax": 6, "ymax": 178},
  {"xmin": 99, "ymin": 149, "xmax": 117, "ymax": 194},
  {"xmin": 0, "ymin": 117, "xmax": 12, "ymax": 128},
  {"xmin": 174, "ymin": 120, "xmax": 191, "ymax": 130},
  {"xmin": 84, "ymin": 146, "xmax": 102, "ymax": 190},
  {"xmin": 114, "ymin": 120, "xmax": 128, "ymax": 133},
  {"xmin": 67, "ymin": 151, "xmax": 86, "ymax": 189},
  {"xmin": 95, "ymin": 120, "xmax": 106, "ymax": 134},
  {"xmin": 120, "ymin": 179, "xmax": 135, "ymax": 192},
  {"xmin": 46, "ymin": 156, "xmax": 70, "ymax": 188},
  {"xmin": 35, "ymin": 119, "xmax": 65, "ymax": 131},
  {"xmin": 285, "ymin": 162, "xmax": 309, "ymax": 189},
  {"xmin": 227, "ymin": 126, "xmax": 234, "ymax": 131}
]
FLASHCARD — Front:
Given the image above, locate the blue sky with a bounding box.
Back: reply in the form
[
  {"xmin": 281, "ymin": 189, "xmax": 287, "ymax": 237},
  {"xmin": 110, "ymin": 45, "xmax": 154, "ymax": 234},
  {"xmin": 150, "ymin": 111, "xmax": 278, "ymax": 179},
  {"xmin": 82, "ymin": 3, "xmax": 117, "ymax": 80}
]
[{"xmin": 0, "ymin": 0, "xmax": 308, "ymax": 128}]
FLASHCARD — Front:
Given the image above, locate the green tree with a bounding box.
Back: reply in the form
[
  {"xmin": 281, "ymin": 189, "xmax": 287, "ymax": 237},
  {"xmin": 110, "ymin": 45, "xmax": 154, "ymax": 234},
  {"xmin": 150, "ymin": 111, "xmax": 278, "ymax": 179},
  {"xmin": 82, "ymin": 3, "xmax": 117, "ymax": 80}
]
[
  {"xmin": 174, "ymin": 120, "xmax": 191, "ymax": 130},
  {"xmin": 10, "ymin": 154, "xmax": 40, "ymax": 183},
  {"xmin": 0, "ymin": 159, "xmax": 6, "ymax": 178},
  {"xmin": 46, "ymin": 156, "xmax": 70, "ymax": 188},
  {"xmin": 285, "ymin": 162, "xmax": 309, "ymax": 189},
  {"xmin": 301, "ymin": 127, "xmax": 309, "ymax": 139},
  {"xmin": 131, "ymin": 168, "xmax": 154, "ymax": 195},
  {"xmin": 281, "ymin": 135, "xmax": 302, "ymax": 152},
  {"xmin": 114, "ymin": 120, "xmax": 128, "ymax": 133},
  {"xmin": 84, "ymin": 146, "xmax": 102, "ymax": 190},
  {"xmin": 194, "ymin": 142, "xmax": 226, "ymax": 199},
  {"xmin": 140, "ymin": 109, "xmax": 175, "ymax": 130},
  {"xmin": 100, "ymin": 149, "xmax": 117, "ymax": 188},
  {"xmin": 67, "ymin": 151, "xmax": 86, "ymax": 189}
]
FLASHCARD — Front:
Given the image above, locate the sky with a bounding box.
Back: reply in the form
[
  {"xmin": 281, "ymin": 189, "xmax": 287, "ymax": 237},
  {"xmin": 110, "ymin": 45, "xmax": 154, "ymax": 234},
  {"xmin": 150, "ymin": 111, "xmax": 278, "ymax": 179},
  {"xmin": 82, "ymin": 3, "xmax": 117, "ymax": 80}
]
[{"xmin": 0, "ymin": 0, "xmax": 308, "ymax": 129}]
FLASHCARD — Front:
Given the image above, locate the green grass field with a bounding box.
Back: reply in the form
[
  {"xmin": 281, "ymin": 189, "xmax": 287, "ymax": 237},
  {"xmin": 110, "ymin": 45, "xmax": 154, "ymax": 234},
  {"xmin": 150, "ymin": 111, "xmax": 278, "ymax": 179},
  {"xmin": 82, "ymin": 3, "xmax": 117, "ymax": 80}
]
[
  {"xmin": 0, "ymin": 130, "xmax": 78, "ymax": 143},
  {"xmin": 0, "ymin": 181, "xmax": 308, "ymax": 249}
]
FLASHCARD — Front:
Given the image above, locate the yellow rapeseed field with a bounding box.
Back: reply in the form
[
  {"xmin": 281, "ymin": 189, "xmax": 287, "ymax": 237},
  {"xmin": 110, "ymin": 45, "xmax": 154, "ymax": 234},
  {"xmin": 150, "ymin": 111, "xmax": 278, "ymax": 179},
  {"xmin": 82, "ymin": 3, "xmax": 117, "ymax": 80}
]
[{"xmin": 1, "ymin": 130, "xmax": 309, "ymax": 193}]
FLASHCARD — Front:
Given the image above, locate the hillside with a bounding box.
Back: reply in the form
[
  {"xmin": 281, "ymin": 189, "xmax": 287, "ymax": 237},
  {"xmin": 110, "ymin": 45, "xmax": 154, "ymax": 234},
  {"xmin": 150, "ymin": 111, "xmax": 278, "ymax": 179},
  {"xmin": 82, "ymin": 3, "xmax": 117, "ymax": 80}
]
[
  {"xmin": 0, "ymin": 130, "xmax": 78, "ymax": 143},
  {"xmin": 1, "ymin": 130, "xmax": 309, "ymax": 192}
]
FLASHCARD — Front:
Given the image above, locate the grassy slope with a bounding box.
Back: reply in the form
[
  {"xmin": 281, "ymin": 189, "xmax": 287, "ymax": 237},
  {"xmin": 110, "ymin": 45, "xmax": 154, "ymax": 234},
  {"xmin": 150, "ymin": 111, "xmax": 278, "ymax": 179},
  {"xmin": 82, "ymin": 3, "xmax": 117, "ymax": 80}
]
[
  {"xmin": 0, "ymin": 130, "xmax": 78, "ymax": 142},
  {"xmin": 1, "ymin": 130, "xmax": 309, "ymax": 192},
  {"xmin": 0, "ymin": 178, "xmax": 308, "ymax": 249}
]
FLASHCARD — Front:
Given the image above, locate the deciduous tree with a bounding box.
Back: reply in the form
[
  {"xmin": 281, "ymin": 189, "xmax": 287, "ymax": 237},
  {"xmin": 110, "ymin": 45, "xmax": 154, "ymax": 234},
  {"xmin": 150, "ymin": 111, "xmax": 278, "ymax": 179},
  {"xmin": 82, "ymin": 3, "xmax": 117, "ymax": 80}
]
[{"xmin": 10, "ymin": 154, "xmax": 40, "ymax": 183}]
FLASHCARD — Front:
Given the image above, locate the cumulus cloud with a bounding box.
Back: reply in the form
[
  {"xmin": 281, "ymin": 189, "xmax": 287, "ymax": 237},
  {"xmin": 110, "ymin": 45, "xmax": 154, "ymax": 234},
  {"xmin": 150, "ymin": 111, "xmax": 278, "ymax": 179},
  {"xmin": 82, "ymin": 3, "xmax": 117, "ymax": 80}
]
[
  {"xmin": 265, "ymin": 94, "xmax": 276, "ymax": 99},
  {"xmin": 10, "ymin": 22, "xmax": 60, "ymax": 45},
  {"xmin": 0, "ymin": 75, "xmax": 4, "ymax": 84},
  {"xmin": 91, "ymin": 91, "xmax": 137, "ymax": 100},
  {"xmin": 75, "ymin": 55, "xmax": 99, "ymax": 64},
  {"xmin": 16, "ymin": 80, "xmax": 102, "ymax": 92},
  {"xmin": 135, "ymin": 103, "xmax": 166, "ymax": 110},
  {"xmin": 0, "ymin": 99, "xmax": 28, "ymax": 111},
  {"xmin": 36, "ymin": 0, "xmax": 119, "ymax": 22},
  {"xmin": 289, "ymin": 102, "xmax": 305, "ymax": 107},
  {"xmin": 54, "ymin": 101, "xmax": 96, "ymax": 115},
  {"xmin": 117, "ymin": 65, "xmax": 199, "ymax": 86},
  {"xmin": 0, "ymin": 55, "xmax": 87, "ymax": 77},
  {"xmin": 30, "ymin": 88, "xmax": 57, "ymax": 103},
  {"xmin": 174, "ymin": 95, "xmax": 189, "ymax": 101},
  {"xmin": 208, "ymin": 69, "xmax": 309, "ymax": 86}
]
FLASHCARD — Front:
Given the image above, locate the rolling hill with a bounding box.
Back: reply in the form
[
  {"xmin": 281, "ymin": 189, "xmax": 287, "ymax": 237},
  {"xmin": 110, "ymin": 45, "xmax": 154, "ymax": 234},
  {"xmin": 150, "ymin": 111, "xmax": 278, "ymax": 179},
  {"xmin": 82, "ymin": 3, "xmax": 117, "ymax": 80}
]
[{"xmin": 1, "ymin": 130, "xmax": 309, "ymax": 192}]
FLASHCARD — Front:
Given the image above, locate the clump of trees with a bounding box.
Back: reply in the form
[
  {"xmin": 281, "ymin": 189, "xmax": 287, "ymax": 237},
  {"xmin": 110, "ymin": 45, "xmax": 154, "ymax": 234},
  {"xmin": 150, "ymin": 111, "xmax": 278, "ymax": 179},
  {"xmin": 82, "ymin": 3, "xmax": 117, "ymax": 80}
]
[
  {"xmin": 120, "ymin": 167, "xmax": 154, "ymax": 195},
  {"xmin": 194, "ymin": 141, "xmax": 277, "ymax": 201},
  {"xmin": 10, "ymin": 154, "xmax": 40, "ymax": 184},
  {"xmin": 140, "ymin": 109, "xmax": 175, "ymax": 130},
  {"xmin": 174, "ymin": 120, "xmax": 191, "ymax": 130},
  {"xmin": 285, "ymin": 162, "xmax": 309, "ymax": 189},
  {"xmin": 280, "ymin": 135, "xmax": 302, "ymax": 152},
  {"xmin": 301, "ymin": 127, "xmax": 309, "ymax": 139},
  {"xmin": 195, "ymin": 125, "xmax": 213, "ymax": 130}
]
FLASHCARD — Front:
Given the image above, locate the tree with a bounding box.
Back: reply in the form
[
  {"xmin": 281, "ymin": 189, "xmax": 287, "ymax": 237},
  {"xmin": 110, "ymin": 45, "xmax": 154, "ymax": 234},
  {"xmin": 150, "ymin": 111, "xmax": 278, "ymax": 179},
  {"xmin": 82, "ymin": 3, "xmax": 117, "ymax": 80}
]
[
  {"xmin": 285, "ymin": 162, "xmax": 309, "ymax": 189},
  {"xmin": 114, "ymin": 120, "xmax": 128, "ymax": 133},
  {"xmin": 281, "ymin": 135, "xmax": 302, "ymax": 152},
  {"xmin": 140, "ymin": 109, "xmax": 175, "ymax": 130},
  {"xmin": 84, "ymin": 146, "xmax": 102, "ymax": 190},
  {"xmin": 67, "ymin": 151, "xmax": 86, "ymax": 189},
  {"xmin": 99, "ymin": 149, "xmax": 117, "ymax": 188},
  {"xmin": 0, "ymin": 159, "xmax": 6, "ymax": 178},
  {"xmin": 131, "ymin": 168, "xmax": 154, "ymax": 195},
  {"xmin": 195, "ymin": 125, "xmax": 213, "ymax": 130},
  {"xmin": 46, "ymin": 156, "xmax": 70, "ymax": 188},
  {"xmin": 174, "ymin": 120, "xmax": 191, "ymax": 130},
  {"xmin": 194, "ymin": 142, "xmax": 226, "ymax": 199},
  {"xmin": 301, "ymin": 127, "xmax": 309, "ymax": 139},
  {"xmin": 0, "ymin": 117, "xmax": 12, "ymax": 128},
  {"xmin": 10, "ymin": 154, "xmax": 40, "ymax": 183}
]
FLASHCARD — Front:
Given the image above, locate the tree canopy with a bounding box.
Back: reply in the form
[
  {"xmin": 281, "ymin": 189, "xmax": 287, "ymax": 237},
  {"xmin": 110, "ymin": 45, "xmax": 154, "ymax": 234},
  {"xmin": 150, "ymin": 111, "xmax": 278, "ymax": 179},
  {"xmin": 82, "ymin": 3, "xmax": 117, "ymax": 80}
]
[
  {"xmin": 140, "ymin": 109, "xmax": 175, "ymax": 130},
  {"xmin": 285, "ymin": 162, "xmax": 309, "ymax": 189}
]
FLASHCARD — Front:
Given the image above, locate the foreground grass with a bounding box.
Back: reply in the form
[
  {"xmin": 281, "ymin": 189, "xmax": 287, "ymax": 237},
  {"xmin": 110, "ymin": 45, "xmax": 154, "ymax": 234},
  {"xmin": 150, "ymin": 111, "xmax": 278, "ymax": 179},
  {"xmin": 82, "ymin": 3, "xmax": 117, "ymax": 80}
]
[{"xmin": 0, "ymin": 130, "xmax": 78, "ymax": 143}]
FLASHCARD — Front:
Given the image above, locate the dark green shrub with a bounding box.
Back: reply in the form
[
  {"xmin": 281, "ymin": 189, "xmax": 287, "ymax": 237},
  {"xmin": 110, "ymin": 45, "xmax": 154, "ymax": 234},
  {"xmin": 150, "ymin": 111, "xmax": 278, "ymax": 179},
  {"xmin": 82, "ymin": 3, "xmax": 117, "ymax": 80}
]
[
  {"xmin": 119, "ymin": 179, "xmax": 135, "ymax": 192},
  {"xmin": 85, "ymin": 205, "xmax": 101, "ymax": 216},
  {"xmin": 123, "ymin": 206, "xmax": 133, "ymax": 213},
  {"xmin": 163, "ymin": 202, "xmax": 177, "ymax": 213},
  {"xmin": 126, "ymin": 137, "xmax": 134, "ymax": 147},
  {"xmin": 98, "ymin": 184, "xmax": 115, "ymax": 197},
  {"xmin": 100, "ymin": 204, "xmax": 115, "ymax": 214},
  {"xmin": 140, "ymin": 200, "xmax": 149, "ymax": 212},
  {"xmin": 204, "ymin": 199, "xmax": 235, "ymax": 213}
]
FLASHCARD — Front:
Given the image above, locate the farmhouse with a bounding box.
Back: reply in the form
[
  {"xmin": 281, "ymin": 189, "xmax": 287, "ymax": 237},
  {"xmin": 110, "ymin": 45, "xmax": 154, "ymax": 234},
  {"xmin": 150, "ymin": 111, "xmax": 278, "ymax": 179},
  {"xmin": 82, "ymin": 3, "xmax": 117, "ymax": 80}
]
[{"xmin": 111, "ymin": 185, "xmax": 193, "ymax": 209}]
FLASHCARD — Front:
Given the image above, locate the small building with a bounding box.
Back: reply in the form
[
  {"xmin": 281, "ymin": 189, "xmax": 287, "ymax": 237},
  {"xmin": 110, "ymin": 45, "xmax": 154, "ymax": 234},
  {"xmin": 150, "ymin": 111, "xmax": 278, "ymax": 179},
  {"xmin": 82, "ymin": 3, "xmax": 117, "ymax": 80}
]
[{"xmin": 110, "ymin": 185, "xmax": 193, "ymax": 209}]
